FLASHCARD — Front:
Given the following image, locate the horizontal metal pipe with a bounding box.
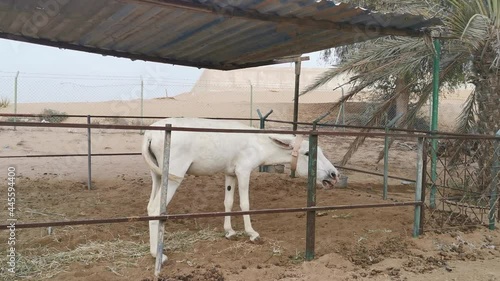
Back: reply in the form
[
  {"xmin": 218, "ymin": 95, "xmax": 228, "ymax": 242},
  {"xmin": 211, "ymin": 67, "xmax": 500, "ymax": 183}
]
[
  {"xmin": 2, "ymin": 115, "xmax": 498, "ymax": 139},
  {"xmin": 0, "ymin": 201, "xmax": 421, "ymax": 230},
  {"xmin": 0, "ymin": 113, "xmax": 260, "ymax": 121},
  {"xmin": 266, "ymin": 119, "xmax": 428, "ymax": 134},
  {"xmin": 266, "ymin": 119, "xmax": 500, "ymax": 138},
  {"xmin": 0, "ymin": 152, "xmax": 141, "ymax": 159},
  {"xmin": 0, "ymin": 152, "xmax": 424, "ymax": 186},
  {"xmin": 0, "ymin": 121, "xmax": 430, "ymax": 138},
  {"xmin": 337, "ymin": 166, "xmax": 416, "ymax": 183}
]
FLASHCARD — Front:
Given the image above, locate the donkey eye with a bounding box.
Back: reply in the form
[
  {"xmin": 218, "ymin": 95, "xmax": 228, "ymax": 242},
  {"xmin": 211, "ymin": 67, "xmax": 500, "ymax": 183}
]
[{"xmin": 304, "ymin": 152, "xmax": 309, "ymax": 156}]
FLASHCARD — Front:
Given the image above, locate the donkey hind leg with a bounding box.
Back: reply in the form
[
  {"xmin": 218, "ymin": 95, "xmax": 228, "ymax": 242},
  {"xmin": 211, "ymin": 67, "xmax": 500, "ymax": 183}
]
[
  {"xmin": 224, "ymin": 175, "xmax": 237, "ymax": 239},
  {"xmin": 235, "ymin": 170, "xmax": 260, "ymax": 241},
  {"xmin": 147, "ymin": 163, "xmax": 188, "ymax": 264}
]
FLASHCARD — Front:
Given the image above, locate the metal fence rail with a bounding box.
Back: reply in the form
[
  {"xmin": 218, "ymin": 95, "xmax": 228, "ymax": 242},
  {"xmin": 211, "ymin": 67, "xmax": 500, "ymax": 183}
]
[{"xmin": 0, "ymin": 201, "xmax": 421, "ymax": 230}]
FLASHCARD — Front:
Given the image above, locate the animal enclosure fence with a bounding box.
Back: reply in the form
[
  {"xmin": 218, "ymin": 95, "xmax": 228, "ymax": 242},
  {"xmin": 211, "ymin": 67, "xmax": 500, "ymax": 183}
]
[
  {"xmin": 0, "ymin": 115, "xmax": 498, "ymax": 278},
  {"xmin": 423, "ymin": 134, "xmax": 500, "ymax": 231}
]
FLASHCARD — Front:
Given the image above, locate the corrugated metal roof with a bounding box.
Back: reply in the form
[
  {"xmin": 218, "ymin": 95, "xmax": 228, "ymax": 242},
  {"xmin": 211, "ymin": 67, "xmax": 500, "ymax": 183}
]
[{"xmin": 0, "ymin": 0, "xmax": 440, "ymax": 70}]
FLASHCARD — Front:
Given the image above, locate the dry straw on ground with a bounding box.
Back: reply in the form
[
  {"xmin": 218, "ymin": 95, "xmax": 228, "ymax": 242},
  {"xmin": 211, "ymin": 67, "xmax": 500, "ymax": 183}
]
[{"xmin": 0, "ymin": 228, "xmax": 220, "ymax": 280}]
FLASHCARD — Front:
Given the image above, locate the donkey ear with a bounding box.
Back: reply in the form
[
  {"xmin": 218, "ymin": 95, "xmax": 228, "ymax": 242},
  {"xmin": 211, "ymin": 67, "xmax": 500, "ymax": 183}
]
[{"xmin": 269, "ymin": 136, "xmax": 293, "ymax": 150}]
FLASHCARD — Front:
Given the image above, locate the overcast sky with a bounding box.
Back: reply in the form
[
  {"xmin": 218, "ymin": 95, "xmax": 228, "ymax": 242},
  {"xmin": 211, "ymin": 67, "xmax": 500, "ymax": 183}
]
[{"xmin": 0, "ymin": 39, "xmax": 328, "ymax": 103}]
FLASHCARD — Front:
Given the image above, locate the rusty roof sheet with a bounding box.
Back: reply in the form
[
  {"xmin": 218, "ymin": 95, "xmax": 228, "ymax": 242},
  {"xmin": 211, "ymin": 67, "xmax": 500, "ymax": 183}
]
[{"xmin": 0, "ymin": 0, "xmax": 441, "ymax": 70}]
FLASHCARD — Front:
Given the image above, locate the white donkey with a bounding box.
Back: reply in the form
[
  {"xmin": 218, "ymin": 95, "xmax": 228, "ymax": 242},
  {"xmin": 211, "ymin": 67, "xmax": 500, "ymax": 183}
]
[{"xmin": 142, "ymin": 117, "xmax": 339, "ymax": 263}]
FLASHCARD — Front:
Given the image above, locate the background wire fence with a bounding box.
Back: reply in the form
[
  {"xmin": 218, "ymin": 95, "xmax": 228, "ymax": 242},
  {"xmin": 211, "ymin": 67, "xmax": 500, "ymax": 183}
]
[
  {"xmin": 423, "ymin": 137, "xmax": 500, "ymax": 231},
  {"xmin": 0, "ymin": 70, "xmax": 443, "ymax": 132}
]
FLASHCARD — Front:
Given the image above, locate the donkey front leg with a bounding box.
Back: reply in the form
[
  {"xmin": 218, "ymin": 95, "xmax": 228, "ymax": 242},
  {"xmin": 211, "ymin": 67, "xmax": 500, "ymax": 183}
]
[
  {"xmin": 224, "ymin": 175, "xmax": 237, "ymax": 239},
  {"xmin": 235, "ymin": 170, "xmax": 260, "ymax": 241}
]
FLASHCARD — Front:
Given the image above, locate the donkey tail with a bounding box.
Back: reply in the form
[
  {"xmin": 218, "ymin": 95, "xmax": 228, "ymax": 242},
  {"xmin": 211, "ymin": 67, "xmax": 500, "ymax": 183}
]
[{"xmin": 142, "ymin": 133, "xmax": 163, "ymax": 176}]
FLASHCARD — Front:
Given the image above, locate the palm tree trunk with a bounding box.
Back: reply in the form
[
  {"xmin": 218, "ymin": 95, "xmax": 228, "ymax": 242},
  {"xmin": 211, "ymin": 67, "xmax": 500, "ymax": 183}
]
[
  {"xmin": 472, "ymin": 55, "xmax": 500, "ymax": 192},
  {"xmin": 395, "ymin": 75, "xmax": 410, "ymax": 129}
]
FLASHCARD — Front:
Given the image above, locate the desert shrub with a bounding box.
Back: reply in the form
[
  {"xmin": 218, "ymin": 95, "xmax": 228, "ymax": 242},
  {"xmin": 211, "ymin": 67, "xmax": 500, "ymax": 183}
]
[
  {"xmin": 0, "ymin": 97, "xmax": 10, "ymax": 109},
  {"xmin": 39, "ymin": 108, "xmax": 68, "ymax": 123}
]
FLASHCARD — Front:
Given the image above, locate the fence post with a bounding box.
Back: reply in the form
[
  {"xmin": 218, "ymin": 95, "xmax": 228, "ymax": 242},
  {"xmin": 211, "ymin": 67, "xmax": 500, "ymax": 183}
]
[
  {"xmin": 430, "ymin": 38, "xmax": 441, "ymax": 209},
  {"xmin": 154, "ymin": 124, "xmax": 172, "ymax": 279},
  {"xmin": 292, "ymin": 59, "xmax": 301, "ymax": 132},
  {"xmin": 140, "ymin": 78, "xmax": 144, "ymax": 135},
  {"xmin": 87, "ymin": 115, "xmax": 92, "ymax": 190},
  {"xmin": 413, "ymin": 137, "xmax": 424, "ymax": 237},
  {"xmin": 257, "ymin": 109, "xmax": 273, "ymax": 173},
  {"xmin": 383, "ymin": 113, "xmax": 403, "ymax": 200},
  {"xmin": 14, "ymin": 71, "xmax": 19, "ymax": 131},
  {"xmin": 249, "ymin": 82, "xmax": 253, "ymax": 127},
  {"xmin": 420, "ymin": 139, "xmax": 427, "ymax": 235},
  {"xmin": 489, "ymin": 130, "xmax": 500, "ymax": 230},
  {"xmin": 340, "ymin": 86, "xmax": 345, "ymax": 130},
  {"xmin": 305, "ymin": 124, "xmax": 318, "ymax": 261}
]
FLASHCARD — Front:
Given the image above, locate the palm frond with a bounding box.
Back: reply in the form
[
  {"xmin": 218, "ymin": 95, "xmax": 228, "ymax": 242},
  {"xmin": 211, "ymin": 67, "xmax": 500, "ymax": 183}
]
[
  {"xmin": 397, "ymin": 54, "xmax": 466, "ymax": 130},
  {"xmin": 300, "ymin": 67, "xmax": 349, "ymax": 96},
  {"xmin": 313, "ymin": 79, "xmax": 378, "ymax": 121},
  {"xmin": 376, "ymin": 138, "xmax": 395, "ymax": 163},
  {"xmin": 302, "ymin": 37, "xmax": 431, "ymax": 96},
  {"xmin": 461, "ymin": 14, "xmax": 490, "ymax": 50},
  {"xmin": 341, "ymin": 52, "xmax": 465, "ymax": 165},
  {"xmin": 446, "ymin": 88, "xmax": 477, "ymax": 165},
  {"xmin": 340, "ymin": 81, "xmax": 416, "ymax": 165},
  {"xmin": 455, "ymin": 88, "xmax": 477, "ymax": 134}
]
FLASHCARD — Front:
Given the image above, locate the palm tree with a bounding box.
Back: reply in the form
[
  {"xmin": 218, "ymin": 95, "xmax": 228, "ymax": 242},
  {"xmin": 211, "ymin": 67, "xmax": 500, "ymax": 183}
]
[{"xmin": 302, "ymin": 0, "xmax": 499, "ymax": 185}]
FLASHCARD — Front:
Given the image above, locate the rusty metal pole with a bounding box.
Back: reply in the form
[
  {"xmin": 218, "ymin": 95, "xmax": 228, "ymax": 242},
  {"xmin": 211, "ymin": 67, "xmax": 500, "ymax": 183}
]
[
  {"xmin": 257, "ymin": 109, "xmax": 273, "ymax": 173},
  {"xmin": 413, "ymin": 137, "xmax": 424, "ymax": 237},
  {"xmin": 293, "ymin": 59, "xmax": 301, "ymax": 131},
  {"xmin": 291, "ymin": 59, "xmax": 302, "ymax": 178},
  {"xmin": 87, "ymin": 115, "xmax": 92, "ymax": 190},
  {"xmin": 154, "ymin": 124, "xmax": 172, "ymax": 280},
  {"xmin": 14, "ymin": 71, "xmax": 19, "ymax": 131},
  {"xmin": 305, "ymin": 124, "xmax": 318, "ymax": 261},
  {"xmin": 420, "ymin": 138, "xmax": 427, "ymax": 235}
]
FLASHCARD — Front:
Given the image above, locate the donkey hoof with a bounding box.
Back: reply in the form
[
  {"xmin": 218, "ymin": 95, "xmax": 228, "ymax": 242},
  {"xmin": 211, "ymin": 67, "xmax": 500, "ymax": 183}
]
[
  {"xmin": 152, "ymin": 253, "xmax": 168, "ymax": 264},
  {"xmin": 250, "ymin": 235, "xmax": 264, "ymax": 244},
  {"xmin": 225, "ymin": 230, "xmax": 237, "ymax": 240}
]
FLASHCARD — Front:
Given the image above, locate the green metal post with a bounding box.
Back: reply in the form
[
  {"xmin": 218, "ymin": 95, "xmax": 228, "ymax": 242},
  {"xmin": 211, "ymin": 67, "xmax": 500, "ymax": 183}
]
[
  {"xmin": 383, "ymin": 113, "xmax": 404, "ymax": 200},
  {"xmin": 14, "ymin": 71, "xmax": 19, "ymax": 131},
  {"xmin": 430, "ymin": 38, "xmax": 441, "ymax": 209},
  {"xmin": 305, "ymin": 123, "xmax": 318, "ymax": 261},
  {"xmin": 489, "ymin": 130, "xmax": 500, "ymax": 230},
  {"xmin": 140, "ymin": 78, "xmax": 144, "ymax": 134},
  {"xmin": 413, "ymin": 137, "xmax": 424, "ymax": 237},
  {"xmin": 257, "ymin": 109, "xmax": 273, "ymax": 173}
]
